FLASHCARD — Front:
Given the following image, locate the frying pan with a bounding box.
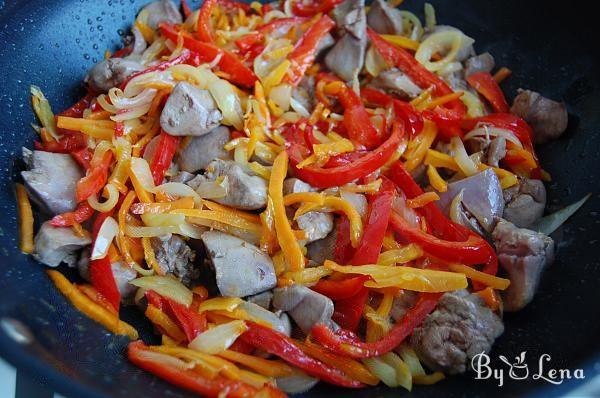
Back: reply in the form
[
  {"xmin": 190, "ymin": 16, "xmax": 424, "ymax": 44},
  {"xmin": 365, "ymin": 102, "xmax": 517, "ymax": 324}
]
[{"xmin": 1, "ymin": 0, "xmax": 599, "ymax": 397}]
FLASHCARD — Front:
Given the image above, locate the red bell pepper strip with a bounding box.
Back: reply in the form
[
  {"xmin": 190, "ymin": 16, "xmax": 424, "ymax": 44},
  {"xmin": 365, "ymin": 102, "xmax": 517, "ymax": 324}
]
[
  {"xmin": 332, "ymin": 287, "xmax": 369, "ymax": 332},
  {"xmin": 287, "ymin": 121, "xmax": 402, "ymax": 188},
  {"xmin": 291, "ymin": 0, "xmax": 344, "ymax": 17},
  {"xmin": 219, "ymin": 0, "xmax": 251, "ymax": 12},
  {"xmin": 361, "ymin": 87, "xmax": 424, "ymax": 139},
  {"xmin": 349, "ymin": 179, "xmax": 396, "ymax": 265},
  {"xmin": 71, "ymin": 147, "xmax": 92, "ymax": 170},
  {"xmin": 466, "ymin": 71, "xmax": 510, "ymax": 113},
  {"xmin": 333, "ymin": 216, "xmax": 355, "ymax": 264},
  {"xmin": 312, "ymin": 276, "xmax": 369, "ymax": 300},
  {"xmin": 50, "ymin": 201, "xmax": 95, "ymax": 227},
  {"xmin": 337, "ymin": 85, "xmax": 381, "ymax": 149},
  {"xmin": 127, "ymin": 341, "xmax": 284, "ymax": 398},
  {"xmin": 312, "ymin": 293, "xmax": 441, "ymax": 358},
  {"xmin": 89, "ymin": 256, "xmax": 121, "ymax": 313},
  {"xmin": 367, "ymin": 28, "xmax": 466, "ymax": 116},
  {"xmin": 75, "ymin": 150, "xmax": 113, "ymax": 202},
  {"xmin": 181, "ymin": 0, "xmax": 192, "ymax": 18},
  {"xmin": 58, "ymin": 93, "xmax": 94, "ymax": 118},
  {"xmin": 229, "ymin": 338, "xmax": 255, "ymax": 355},
  {"xmin": 120, "ymin": 49, "xmax": 200, "ymax": 90},
  {"xmin": 160, "ymin": 24, "xmax": 257, "ymax": 87},
  {"xmin": 284, "ymin": 15, "xmax": 335, "ymax": 86},
  {"xmin": 234, "ymin": 32, "xmax": 264, "ymax": 52},
  {"xmin": 323, "ymin": 150, "xmax": 370, "ymax": 168},
  {"xmin": 34, "ymin": 132, "xmax": 87, "ymax": 153},
  {"xmin": 422, "ymin": 107, "xmax": 464, "ymax": 139},
  {"xmin": 240, "ymin": 321, "xmax": 363, "ymax": 388},
  {"xmin": 165, "ymin": 297, "xmax": 207, "ymax": 342},
  {"xmin": 388, "ymin": 161, "xmax": 470, "ymax": 241},
  {"xmin": 148, "ymin": 131, "xmax": 180, "ymax": 186},
  {"xmin": 389, "ymin": 211, "xmax": 491, "ymax": 265},
  {"xmin": 196, "ymin": 0, "xmax": 217, "ymax": 43}
]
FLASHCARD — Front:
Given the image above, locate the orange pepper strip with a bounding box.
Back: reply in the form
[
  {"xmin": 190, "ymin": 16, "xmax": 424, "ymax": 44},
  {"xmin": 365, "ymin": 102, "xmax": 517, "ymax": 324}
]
[
  {"xmin": 47, "ymin": 270, "xmax": 138, "ymax": 339},
  {"xmin": 476, "ymin": 287, "xmax": 502, "ymax": 311},
  {"xmin": 145, "ymin": 304, "xmax": 187, "ymax": 343},
  {"xmin": 493, "ymin": 67, "xmax": 512, "ymax": 83},
  {"xmin": 448, "ymin": 263, "xmax": 511, "ymax": 290},
  {"xmin": 201, "ymin": 199, "xmax": 261, "ymax": 223},
  {"xmin": 406, "ymin": 191, "xmax": 440, "ymax": 208},
  {"xmin": 15, "ymin": 183, "xmax": 34, "ymax": 254},
  {"xmin": 130, "ymin": 197, "xmax": 195, "ymax": 214},
  {"xmin": 218, "ymin": 350, "xmax": 294, "ymax": 378},
  {"xmin": 77, "ymin": 284, "xmax": 118, "ymax": 316},
  {"xmin": 297, "ymin": 340, "xmax": 380, "ymax": 386},
  {"xmin": 269, "ymin": 151, "xmax": 305, "ymax": 270}
]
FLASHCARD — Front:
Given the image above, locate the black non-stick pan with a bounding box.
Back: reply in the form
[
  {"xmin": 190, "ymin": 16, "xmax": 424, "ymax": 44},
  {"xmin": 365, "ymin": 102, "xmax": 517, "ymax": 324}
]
[{"xmin": 1, "ymin": 0, "xmax": 599, "ymax": 397}]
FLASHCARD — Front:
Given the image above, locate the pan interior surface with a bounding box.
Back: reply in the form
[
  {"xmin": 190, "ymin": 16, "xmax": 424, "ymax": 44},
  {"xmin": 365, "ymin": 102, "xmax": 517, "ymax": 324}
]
[{"xmin": 0, "ymin": 0, "xmax": 598, "ymax": 397}]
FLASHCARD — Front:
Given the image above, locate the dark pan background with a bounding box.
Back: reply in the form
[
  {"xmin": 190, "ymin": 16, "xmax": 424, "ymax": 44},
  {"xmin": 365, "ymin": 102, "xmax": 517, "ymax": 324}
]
[{"xmin": 1, "ymin": 1, "xmax": 599, "ymax": 397}]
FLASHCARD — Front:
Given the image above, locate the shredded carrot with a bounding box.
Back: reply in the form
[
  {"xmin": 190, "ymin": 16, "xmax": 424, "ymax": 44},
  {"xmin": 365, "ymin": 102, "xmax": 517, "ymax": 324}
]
[
  {"xmin": 145, "ymin": 304, "xmax": 187, "ymax": 343},
  {"xmin": 476, "ymin": 286, "xmax": 502, "ymax": 311},
  {"xmin": 147, "ymin": 89, "xmax": 171, "ymax": 117},
  {"xmin": 84, "ymin": 110, "xmax": 112, "ymax": 120},
  {"xmin": 493, "ymin": 67, "xmax": 512, "ymax": 83},
  {"xmin": 269, "ymin": 151, "xmax": 305, "ymax": 270},
  {"xmin": 201, "ymin": 199, "xmax": 261, "ymax": 223},
  {"xmin": 406, "ymin": 191, "xmax": 440, "ymax": 208},
  {"xmin": 404, "ymin": 120, "xmax": 438, "ymax": 171},
  {"xmin": 219, "ymin": 350, "xmax": 293, "ymax": 378},
  {"xmin": 382, "ymin": 231, "xmax": 403, "ymax": 251},
  {"xmin": 141, "ymin": 237, "xmax": 163, "ymax": 275},
  {"xmin": 172, "ymin": 209, "xmax": 262, "ymax": 234},
  {"xmin": 15, "ymin": 183, "xmax": 34, "ymax": 254},
  {"xmin": 130, "ymin": 197, "xmax": 195, "ymax": 214},
  {"xmin": 47, "ymin": 270, "xmax": 138, "ymax": 339},
  {"xmin": 283, "ymin": 192, "xmax": 324, "ymax": 207},
  {"xmin": 425, "ymin": 91, "xmax": 464, "ymax": 110},
  {"xmin": 381, "ymin": 34, "xmax": 420, "ymax": 51},
  {"xmin": 259, "ymin": 197, "xmax": 279, "ymax": 254},
  {"xmin": 448, "ymin": 263, "xmax": 511, "ymax": 290}
]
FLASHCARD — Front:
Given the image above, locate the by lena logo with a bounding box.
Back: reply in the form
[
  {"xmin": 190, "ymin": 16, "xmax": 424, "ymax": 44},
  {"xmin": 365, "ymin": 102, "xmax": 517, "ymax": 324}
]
[{"xmin": 471, "ymin": 351, "xmax": 585, "ymax": 387}]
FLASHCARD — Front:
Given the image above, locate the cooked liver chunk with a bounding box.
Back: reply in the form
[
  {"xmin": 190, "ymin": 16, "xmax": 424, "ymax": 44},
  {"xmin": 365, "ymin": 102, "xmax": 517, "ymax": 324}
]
[{"xmin": 411, "ymin": 290, "xmax": 504, "ymax": 374}]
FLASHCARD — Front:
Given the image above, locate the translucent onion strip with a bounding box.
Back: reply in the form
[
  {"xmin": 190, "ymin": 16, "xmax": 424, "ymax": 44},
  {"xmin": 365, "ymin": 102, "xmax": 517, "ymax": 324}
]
[
  {"xmin": 88, "ymin": 183, "xmax": 120, "ymax": 212},
  {"xmin": 463, "ymin": 126, "xmax": 523, "ymax": 148},
  {"xmin": 129, "ymin": 275, "xmax": 193, "ymax": 307},
  {"xmin": 451, "ymin": 136, "xmax": 479, "ymax": 176},
  {"xmin": 91, "ymin": 216, "xmax": 119, "ymax": 260},
  {"xmin": 416, "ymin": 31, "xmax": 469, "ymax": 72}
]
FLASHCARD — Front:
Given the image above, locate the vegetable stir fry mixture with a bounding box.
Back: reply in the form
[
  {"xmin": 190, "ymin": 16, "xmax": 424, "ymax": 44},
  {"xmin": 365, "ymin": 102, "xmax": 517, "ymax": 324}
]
[{"xmin": 15, "ymin": 0, "xmax": 587, "ymax": 395}]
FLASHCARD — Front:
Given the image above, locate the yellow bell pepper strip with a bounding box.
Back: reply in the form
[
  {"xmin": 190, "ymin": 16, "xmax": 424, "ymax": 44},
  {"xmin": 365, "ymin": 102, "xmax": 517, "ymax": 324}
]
[
  {"xmin": 413, "ymin": 372, "xmax": 446, "ymax": 385},
  {"xmin": 239, "ymin": 321, "xmax": 364, "ymax": 388},
  {"xmin": 324, "ymin": 261, "xmax": 467, "ymax": 292},
  {"xmin": 15, "ymin": 183, "xmax": 34, "ymax": 254},
  {"xmin": 127, "ymin": 342, "xmax": 286, "ymax": 398},
  {"xmin": 269, "ymin": 151, "xmax": 305, "ymax": 270},
  {"xmin": 201, "ymin": 199, "xmax": 261, "ymax": 223},
  {"xmin": 311, "ymin": 293, "xmax": 442, "ymax": 358},
  {"xmin": 218, "ymin": 350, "xmax": 294, "ymax": 378},
  {"xmin": 377, "ymin": 244, "xmax": 423, "ymax": 265},
  {"xmin": 172, "ymin": 209, "xmax": 262, "ymax": 235},
  {"xmin": 47, "ymin": 270, "xmax": 138, "ymax": 339},
  {"xmin": 426, "ymin": 165, "xmax": 447, "ymax": 192},
  {"xmin": 145, "ymin": 304, "xmax": 187, "ymax": 343},
  {"xmin": 447, "ymin": 263, "xmax": 511, "ymax": 290},
  {"xmin": 297, "ymin": 340, "xmax": 379, "ymax": 386}
]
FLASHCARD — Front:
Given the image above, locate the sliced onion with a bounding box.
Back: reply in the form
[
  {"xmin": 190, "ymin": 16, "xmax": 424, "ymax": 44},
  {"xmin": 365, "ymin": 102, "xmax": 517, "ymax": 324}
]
[
  {"xmin": 141, "ymin": 213, "xmax": 186, "ymax": 227},
  {"xmin": 276, "ymin": 369, "xmax": 319, "ymax": 394},
  {"xmin": 463, "ymin": 126, "xmax": 523, "ymax": 148},
  {"xmin": 198, "ymin": 297, "xmax": 243, "ymax": 313},
  {"xmin": 129, "ymin": 275, "xmax": 193, "ymax": 307},
  {"xmin": 380, "ymin": 352, "xmax": 412, "ymax": 391},
  {"xmin": 400, "ymin": 11, "xmax": 424, "ymax": 40},
  {"xmin": 108, "ymin": 87, "xmax": 157, "ymax": 110},
  {"xmin": 208, "ymin": 79, "xmax": 244, "ymax": 130},
  {"xmin": 451, "ymin": 136, "xmax": 479, "ymax": 176},
  {"xmin": 363, "ymin": 357, "xmax": 398, "ymax": 387},
  {"xmin": 97, "ymin": 94, "xmax": 117, "ymax": 113},
  {"xmin": 135, "ymin": 349, "xmax": 194, "ymax": 370},
  {"xmin": 141, "ymin": 38, "xmax": 167, "ymax": 65},
  {"xmin": 254, "ymin": 39, "xmax": 291, "ymax": 81},
  {"xmin": 90, "ymin": 216, "xmax": 119, "ymax": 260},
  {"xmin": 424, "ymin": 3, "xmax": 436, "ymax": 29},
  {"xmin": 449, "ymin": 188, "xmax": 465, "ymax": 224},
  {"xmin": 130, "ymin": 157, "xmax": 156, "ymax": 191},
  {"xmin": 178, "ymin": 223, "xmax": 206, "ymax": 239},
  {"xmin": 151, "ymin": 182, "xmax": 201, "ymax": 204},
  {"xmin": 340, "ymin": 190, "xmax": 368, "ymax": 218},
  {"xmin": 111, "ymin": 104, "xmax": 152, "ymax": 122},
  {"xmin": 270, "ymin": 84, "xmax": 292, "ymax": 112},
  {"xmin": 195, "ymin": 176, "xmax": 229, "ymax": 199},
  {"xmin": 88, "ymin": 183, "xmax": 119, "ymax": 212},
  {"xmin": 290, "ymin": 97, "xmax": 310, "ymax": 118},
  {"xmin": 416, "ymin": 31, "xmax": 469, "ymax": 72},
  {"xmin": 124, "ymin": 71, "xmax": 173, "ymax": 96},
  {"xmin": 125, "ymin": 224, "xmax": 180, "ymax": 237},
  {"xmin": 365, "ymin": 45, "xmax": 390, "ymax": 77},
  {"xmin": 188, "ymin": 320, "xmax": 248, "ymax": 354},
  {"xmin": 459, "ymin": 91, "xmax": 486, "ymax": 118},
  {"xmin": 531, "ymin": 193, "xmax": 591, "ymax": 235},
  {"xmin": 263, "ymin": 10, "xmax": 287, "ymax": 22},
  {"xmin": 392, "ymin": 196, "xmax": 420, "ymax": 228},
  {"xmin": 438, "ymin": 61, "xmax": 463, "ymax": 76}
]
